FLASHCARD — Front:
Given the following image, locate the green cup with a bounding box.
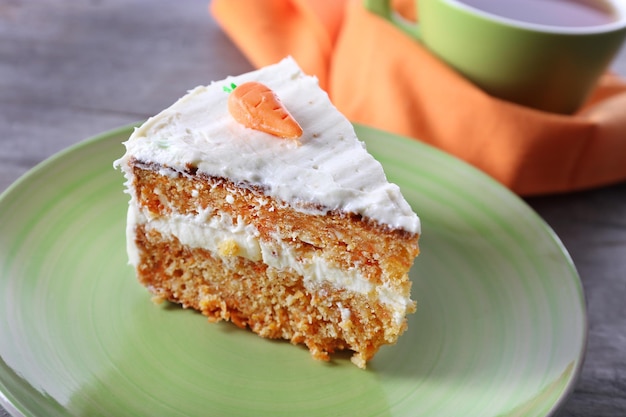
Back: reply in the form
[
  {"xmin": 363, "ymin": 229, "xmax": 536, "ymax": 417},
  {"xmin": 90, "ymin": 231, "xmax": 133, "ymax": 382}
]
[{"xmin": 364, "ymin": 0, "xmax": 626, "ymax": 114}]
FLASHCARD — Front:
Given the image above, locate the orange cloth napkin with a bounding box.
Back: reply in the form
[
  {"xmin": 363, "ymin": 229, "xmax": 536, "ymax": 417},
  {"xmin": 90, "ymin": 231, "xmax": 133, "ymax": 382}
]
[{"xmin": 211, "ymin": 0, "xmax": 626, "ymax": 196}]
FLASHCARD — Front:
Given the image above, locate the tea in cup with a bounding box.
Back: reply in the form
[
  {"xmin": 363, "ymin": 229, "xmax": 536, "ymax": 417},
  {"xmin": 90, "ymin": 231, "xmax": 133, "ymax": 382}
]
[{"xmin": 364, "ymin": 0, "xmax": 626, "ymax": 113}]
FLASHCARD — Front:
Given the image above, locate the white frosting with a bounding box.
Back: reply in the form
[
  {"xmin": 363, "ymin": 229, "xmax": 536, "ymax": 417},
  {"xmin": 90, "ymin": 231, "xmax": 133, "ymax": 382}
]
[
  {"xmin": 115, "ymin": 57, "xmax": 420, "ymax": 234},
  {"xmin": 131, "ymin": 206, "xmax": 412, "ymax": 325}
]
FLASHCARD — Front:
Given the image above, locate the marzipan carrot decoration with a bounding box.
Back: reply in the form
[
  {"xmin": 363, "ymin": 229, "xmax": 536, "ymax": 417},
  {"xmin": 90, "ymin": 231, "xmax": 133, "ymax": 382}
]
[{"xmin": 225, "ymin": 82, "xmax": 303, "ymax": 140}]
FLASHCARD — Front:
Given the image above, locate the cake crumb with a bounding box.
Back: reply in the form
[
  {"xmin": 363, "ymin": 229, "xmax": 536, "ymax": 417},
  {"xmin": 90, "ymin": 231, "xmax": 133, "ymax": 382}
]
[
  {"xmin": 151, "ymin": 295, "xmax": 166, "ymax": 305},
  {"xmin": 351, "ymin": 353, "xmax": 367, "ymax": 369}
]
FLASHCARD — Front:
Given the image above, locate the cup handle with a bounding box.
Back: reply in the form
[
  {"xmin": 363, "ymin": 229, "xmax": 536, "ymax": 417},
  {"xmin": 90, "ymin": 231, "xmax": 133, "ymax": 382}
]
[{"xmin": 363, "ymin": 0, "xmax": 421, "ymax": 39}]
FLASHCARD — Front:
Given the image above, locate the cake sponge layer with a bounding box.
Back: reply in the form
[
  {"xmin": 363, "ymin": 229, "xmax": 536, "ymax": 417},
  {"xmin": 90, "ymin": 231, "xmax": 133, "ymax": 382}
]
[
  {"xmin": 135, "ymin": 225, "xmax": 410, "ymax": 368},
  {"xmin": 128, "ymin": 162, "xmax": 419, "ymax": 367}
]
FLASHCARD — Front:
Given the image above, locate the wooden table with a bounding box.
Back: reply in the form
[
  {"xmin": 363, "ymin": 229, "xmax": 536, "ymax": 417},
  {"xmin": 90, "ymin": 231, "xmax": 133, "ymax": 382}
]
[{"xmin": 1, "ymin": 1, "xmax": 625, "ymax": 416}]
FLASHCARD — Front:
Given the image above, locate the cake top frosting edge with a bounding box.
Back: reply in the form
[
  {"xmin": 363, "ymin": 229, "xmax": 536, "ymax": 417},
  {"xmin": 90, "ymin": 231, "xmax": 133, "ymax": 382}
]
[{"xmin": 115, "ymin": 57, "xmax": 420, "ymax": 235}]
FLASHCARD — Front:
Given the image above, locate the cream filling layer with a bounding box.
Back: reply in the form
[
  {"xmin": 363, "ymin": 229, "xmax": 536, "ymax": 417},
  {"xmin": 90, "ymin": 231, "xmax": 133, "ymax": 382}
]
[{"xmin": 130, "ymin": 206, "xmax": 412, "ymax": 325}]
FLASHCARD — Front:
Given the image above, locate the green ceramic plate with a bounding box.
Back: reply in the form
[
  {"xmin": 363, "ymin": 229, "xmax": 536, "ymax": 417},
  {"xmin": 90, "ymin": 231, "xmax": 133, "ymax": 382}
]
[{"xmin": 0, "ymin": 124, "xmax": 586, "ymax": 417}]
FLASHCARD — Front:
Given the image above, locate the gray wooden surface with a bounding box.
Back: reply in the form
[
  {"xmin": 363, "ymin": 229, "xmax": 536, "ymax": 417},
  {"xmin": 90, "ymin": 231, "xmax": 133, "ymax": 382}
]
[{"xmin": 1, "ymin": 1, "xmax": 625, "ymax": 416}]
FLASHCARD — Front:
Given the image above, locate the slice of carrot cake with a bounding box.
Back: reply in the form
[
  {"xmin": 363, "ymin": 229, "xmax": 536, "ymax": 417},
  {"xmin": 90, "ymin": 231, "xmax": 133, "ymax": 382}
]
[{"xmin": 114, "ymin": 57, "xmax": 420, "ymax": 368}]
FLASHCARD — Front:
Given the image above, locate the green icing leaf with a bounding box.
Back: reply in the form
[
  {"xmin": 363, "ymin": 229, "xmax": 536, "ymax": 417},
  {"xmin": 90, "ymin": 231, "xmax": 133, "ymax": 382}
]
[{"xmin": 222, "ymin": 82, "xmax": 237, "ymax": 93}]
